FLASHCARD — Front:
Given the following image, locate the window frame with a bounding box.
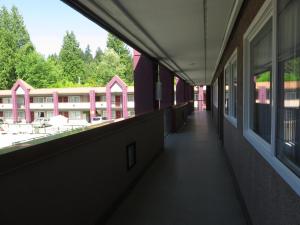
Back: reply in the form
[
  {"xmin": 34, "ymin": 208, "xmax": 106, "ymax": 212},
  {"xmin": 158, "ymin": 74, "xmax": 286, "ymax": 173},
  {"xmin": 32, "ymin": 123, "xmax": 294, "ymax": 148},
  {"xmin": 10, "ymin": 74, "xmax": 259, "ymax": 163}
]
[
  {"xmin": 224, "ymin": 49, "xmax": 238, "ymax": 127},
  {"xmin": 45, "ymin": 97, "xmax": 53, "ymax": 103},
  {"xmin": 243, "ymin": 0, "xmax": 300, "ymax": 196},
  {"xmin": 213, "ymin": 78, "xmax": 218, "ymax": 108},
  {"xmin": 34, "ymin": 97, "xmax": 44, "ymax": 103},
  {"xmin": 69, "ymin": 111, "xmax": 81, "ymax": 120},
  {"xmin": 2, "ymin": 97, "xmax": 11, "ymax": 104},
  {"xmin": 68, "ymin": 96, "xmax": 80, "ymax": 103}
]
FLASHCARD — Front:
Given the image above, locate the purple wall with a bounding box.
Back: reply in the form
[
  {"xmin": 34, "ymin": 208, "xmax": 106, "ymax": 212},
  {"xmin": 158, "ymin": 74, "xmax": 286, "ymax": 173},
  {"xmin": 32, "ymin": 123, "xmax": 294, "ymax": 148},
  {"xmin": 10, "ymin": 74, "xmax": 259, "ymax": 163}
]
[
  {"xmin": 185, "ymin": 82, "xmax": 193, "ymax": 102},
  {"xmin": 106, "ymin": 75, "xmax": 128, "ymax": 119},
  {"xmin": 188, "ymin": 85, "xmax": 194, "ymax": 101},
  {"xmin": 184, "ymin": 82, "xmax": 188, "ymax": 102},
  {"xmin": 134, "ymin": 50, "xmax": 158, "ymax": 115},
  {"xmin": 206, "ymin": 85, "xmax": 211, "ymax": 111},
  {"xmin": 159, "ymin": 65, "xmax": 174, "ymax": 109},
  {"xmin": 176, "ymin": 77, "xmax": 185, "ymax": 104}
]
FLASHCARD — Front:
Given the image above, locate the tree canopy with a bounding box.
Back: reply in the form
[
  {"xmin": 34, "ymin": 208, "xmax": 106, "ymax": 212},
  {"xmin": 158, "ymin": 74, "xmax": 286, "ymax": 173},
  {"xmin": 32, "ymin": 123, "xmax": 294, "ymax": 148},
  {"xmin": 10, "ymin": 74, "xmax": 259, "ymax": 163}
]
[{"xmin": 0, "ymin": 6, "xmax": 134, "ymax": 90}]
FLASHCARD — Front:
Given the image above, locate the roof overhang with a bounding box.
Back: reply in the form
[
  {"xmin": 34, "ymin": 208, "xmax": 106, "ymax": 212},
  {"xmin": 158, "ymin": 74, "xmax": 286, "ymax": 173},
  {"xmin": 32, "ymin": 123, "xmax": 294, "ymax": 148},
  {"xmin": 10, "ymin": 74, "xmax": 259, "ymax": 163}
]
[{"xmin": 62, "ymin": 0, "xmax": 243, "ymax": 85}]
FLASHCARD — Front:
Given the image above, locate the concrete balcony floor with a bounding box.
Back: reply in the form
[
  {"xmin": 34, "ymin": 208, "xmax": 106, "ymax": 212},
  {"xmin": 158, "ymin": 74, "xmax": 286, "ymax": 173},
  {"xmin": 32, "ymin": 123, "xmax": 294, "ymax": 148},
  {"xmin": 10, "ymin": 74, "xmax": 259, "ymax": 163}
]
[{"xmin": 105, "ymin": 111, "xmax": 247, "ymax": 225}]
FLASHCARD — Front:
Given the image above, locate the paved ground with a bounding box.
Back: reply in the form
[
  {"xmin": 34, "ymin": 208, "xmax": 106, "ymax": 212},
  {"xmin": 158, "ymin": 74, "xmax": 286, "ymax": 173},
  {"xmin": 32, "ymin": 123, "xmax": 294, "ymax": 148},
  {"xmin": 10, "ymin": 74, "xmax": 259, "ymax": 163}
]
[{"xmin": 105, "ymin": 111, "xmax": 247, "ymax": 225}]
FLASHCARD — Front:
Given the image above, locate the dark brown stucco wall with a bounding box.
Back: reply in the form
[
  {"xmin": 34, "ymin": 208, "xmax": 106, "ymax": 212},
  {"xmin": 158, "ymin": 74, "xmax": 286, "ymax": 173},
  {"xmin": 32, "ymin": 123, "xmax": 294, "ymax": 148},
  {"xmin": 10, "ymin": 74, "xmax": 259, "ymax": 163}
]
[
  {"xmin": 0, "ymin": 111, "xmax": 164, "ymax": 225},
  {"xmin": 211, "ymin": 0, "xmax": 300, "ymax": 224}
]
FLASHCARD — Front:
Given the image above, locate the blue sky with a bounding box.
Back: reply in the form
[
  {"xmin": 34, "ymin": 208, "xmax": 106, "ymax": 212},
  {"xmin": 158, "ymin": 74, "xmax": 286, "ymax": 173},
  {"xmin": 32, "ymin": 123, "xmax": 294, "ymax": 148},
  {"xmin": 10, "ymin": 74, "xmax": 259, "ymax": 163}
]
[{"xmin": 0, "ymin": 0, "xmax": 110, "ymax": 57}]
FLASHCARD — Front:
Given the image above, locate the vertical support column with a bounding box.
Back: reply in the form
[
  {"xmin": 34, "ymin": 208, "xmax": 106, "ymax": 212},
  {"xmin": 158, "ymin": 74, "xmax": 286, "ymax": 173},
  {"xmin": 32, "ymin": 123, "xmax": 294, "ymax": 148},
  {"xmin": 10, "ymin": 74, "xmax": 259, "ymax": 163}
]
[
  {"xmin": 53, "ymin": 92, "xmax": 59, "ymax": 116},
  {"xmin": 12, "ymin": 90, "xmax": 17, "ymax": 123},
  {"xmin": 198, "ymin": 86, "xmax": 203, "ymax": 111},
  {"xmin": 206, "ymin": 85, "xmax": 211, "ymax": 111},
  {"xmin": 122, "ymin": 87, "xmax": 128, "ymax": 119},
  {"xmin": 89, "ymin": 90, "xmax": 96, "ymax": 121},
  {"xmin": 24, "ymin": 90, "xmax": 31, "ymax": 123},
  {"xmin": 106, "ymin": 87, "xmax": 112, "ymax": 120},
  {"xmin": 160, "ymin": 65, "xmax": 174, "ymax": 109},
  {"xmin": 184, "ymin": 82, "xmax": 188, "ymax": 102},
  {"xmin": 134, "ymin": 50, "xmax": 158, "ymax": 115},
  {"xmin": 176, "ymin": 77, "xmax": 185, "ymax": 104}
]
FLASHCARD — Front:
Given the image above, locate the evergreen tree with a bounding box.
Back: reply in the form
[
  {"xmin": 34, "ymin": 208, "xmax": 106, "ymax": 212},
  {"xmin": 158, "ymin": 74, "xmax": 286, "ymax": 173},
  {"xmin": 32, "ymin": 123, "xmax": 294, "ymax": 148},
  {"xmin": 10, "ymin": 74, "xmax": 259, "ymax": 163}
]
[
  {"xmin": 94, "ymin": 47, "xmax": 103, "ymax": 62},
  {"xmin": 83, "ymin": 45, "xmax": 93, "ymax": 63},
  {"xmin": 106, "ymin": 33, "xmax": 133, "ymax": 84},
  {"xmin": 0, "ymin": 5, "xmax": 135, "ymax": 89},
  {"xmin": 0, "ymin": 6, "xmax": 32, "ymax": 89},
  {"xmin": 87, "ymin": 48, "xmax": 121, "ymax": 86},
  {"xmin": 59, "ymin": 31, "xmax": 85, "ymax": 84}
]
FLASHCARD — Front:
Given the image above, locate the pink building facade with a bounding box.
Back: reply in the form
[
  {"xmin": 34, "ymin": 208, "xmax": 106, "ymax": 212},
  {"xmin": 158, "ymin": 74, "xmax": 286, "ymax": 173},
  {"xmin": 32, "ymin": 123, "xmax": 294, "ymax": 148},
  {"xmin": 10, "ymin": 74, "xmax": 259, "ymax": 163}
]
[{"xmin": 0, "ymin": 75, "xmax": 134, "ymax": 123}]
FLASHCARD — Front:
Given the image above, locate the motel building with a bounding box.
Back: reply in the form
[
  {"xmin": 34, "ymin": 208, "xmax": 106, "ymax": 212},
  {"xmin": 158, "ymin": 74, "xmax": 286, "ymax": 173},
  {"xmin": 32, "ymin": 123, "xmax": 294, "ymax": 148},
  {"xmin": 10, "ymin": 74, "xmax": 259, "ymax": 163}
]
[
  {"xmin": 2, "ymin": 0, "xmax": 300, "ymax": 225},
  {"xmin": 0, "ymin": 75, "xmax": 134, "ymax": 124}
]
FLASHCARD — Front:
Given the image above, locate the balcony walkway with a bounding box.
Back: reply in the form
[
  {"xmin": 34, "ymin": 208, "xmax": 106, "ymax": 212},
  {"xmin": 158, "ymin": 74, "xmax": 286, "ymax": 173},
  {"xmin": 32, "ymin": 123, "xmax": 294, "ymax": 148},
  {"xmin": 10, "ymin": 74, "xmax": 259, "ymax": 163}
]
[{"xmin": 105, "ymin": 111, "xmax": 247, "ymax": 225}]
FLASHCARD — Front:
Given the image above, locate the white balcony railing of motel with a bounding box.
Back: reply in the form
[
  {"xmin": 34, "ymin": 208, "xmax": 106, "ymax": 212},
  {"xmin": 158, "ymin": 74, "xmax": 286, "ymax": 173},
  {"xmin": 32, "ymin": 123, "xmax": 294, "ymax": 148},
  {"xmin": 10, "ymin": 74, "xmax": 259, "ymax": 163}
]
[
  {"xmin": 127, "ymin": 101, "xmax": 134, "ymax": 108},
  {"xmin": 17, "ymin": 104, "xmax": 25, "ymax": 109},
  {"xmin": 95, "ymin": 102, "xmax": 107, "ymax": 108},
  {"xmin": 30, "ymin": 103, "xmax": 55, "ymax": 110},
  {"xmin": 1, "ymin": 101, "xmax": 134, "ymax": 111},
  {"xmin": 0, "ymin": 103, "xmax": 13, "ymax": 110},
  {"xmin": 58, "ymin": 102, "xmax": 91, "ymax": 110},
  {"xmin": 111, "ymin": 103, "xmax": 123, "ymax": 108}
]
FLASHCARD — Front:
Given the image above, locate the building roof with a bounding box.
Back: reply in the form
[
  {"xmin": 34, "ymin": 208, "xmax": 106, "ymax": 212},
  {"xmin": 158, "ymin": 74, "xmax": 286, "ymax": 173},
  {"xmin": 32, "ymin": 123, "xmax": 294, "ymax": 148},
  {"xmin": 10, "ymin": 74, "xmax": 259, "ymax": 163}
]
[
  {"xmin": 0, "ymin": 90, "xmax": 11, "ymax": 95},
  {"xmin": 0, "ymin": 79, "xmax": 134, "ymax": 96},
  {"xmin": 19, "ymin": 79, "xmax": 34, "ymax": 90}
]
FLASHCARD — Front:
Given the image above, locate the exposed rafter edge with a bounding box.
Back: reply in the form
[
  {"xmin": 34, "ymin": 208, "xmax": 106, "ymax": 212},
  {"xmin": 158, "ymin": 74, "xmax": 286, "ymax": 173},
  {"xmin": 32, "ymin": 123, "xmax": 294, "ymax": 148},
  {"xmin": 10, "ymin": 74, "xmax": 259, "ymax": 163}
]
[
  {"xmin": 62, "ymin": 0, "xmax": 194, "ymax": 85},
  {"xmin": 111, "ymin": 0, "xmax": 195, "ymax": 85}
]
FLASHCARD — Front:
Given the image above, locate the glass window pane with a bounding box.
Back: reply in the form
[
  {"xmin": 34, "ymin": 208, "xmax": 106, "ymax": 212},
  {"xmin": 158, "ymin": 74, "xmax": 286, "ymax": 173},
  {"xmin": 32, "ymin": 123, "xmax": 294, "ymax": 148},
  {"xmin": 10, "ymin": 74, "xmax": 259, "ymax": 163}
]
[
  {"xmin": 250, "ymin": 19, "xmax": 272, "ymax": 143},
  {"xmin": 213, "ymin": 79, "xmax": 218, "ymax": 108},
  {"xmin": 276, "ymin": 0, "xmax": 300, "ymax": 176},
  {"xmin": 224, "ymin": 66, "xmax": 230, "ymax": 115},
  {"xmin": 232, "ymin": 61, "xmax": 237, "ymax": 118}
]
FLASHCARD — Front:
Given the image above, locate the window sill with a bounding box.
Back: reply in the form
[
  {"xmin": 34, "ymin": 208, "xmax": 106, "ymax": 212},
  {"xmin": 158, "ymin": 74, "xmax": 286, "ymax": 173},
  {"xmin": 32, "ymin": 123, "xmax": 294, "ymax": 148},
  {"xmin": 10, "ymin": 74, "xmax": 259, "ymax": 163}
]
[
  {"xmin": 224, "ymin": 114, "xmax": 237, "ymax": 128},
  {"xmin": 243, "ymin": 129, "xmax": 300, "ymax": 196}
]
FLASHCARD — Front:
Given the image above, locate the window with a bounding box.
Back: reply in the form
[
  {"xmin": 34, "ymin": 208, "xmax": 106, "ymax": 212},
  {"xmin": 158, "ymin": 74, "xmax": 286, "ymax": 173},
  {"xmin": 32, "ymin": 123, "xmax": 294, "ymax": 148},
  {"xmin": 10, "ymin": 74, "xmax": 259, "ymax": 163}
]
[
  {"xmin": 46, "ymin": 111, "xmax": 53, "ymax": 118},
  {"xmin": 68, "ymin": 96, "xmax": 80, "ymax": 103},
  {"xmin": 276, "ymin": 0, "xmax": 300, "ymax": 177},
  {"xmin": 69, "ymin": 111, "xmax": 81, "ymax": 120},
  {"xmin": 2, "ymin": 98, "xmax": 11, "ymax": 104},
  {"xmin": 18, "ymin": 111, "xmax": 25, "ymax": 119},
  {"xmin": 17, "ymin": 97, "xmax": 24, "ymax": 105},
  {"xmin": 45, "ymin": 97, "xmax": 53, "ymax": 103},
  {"xmin": 224, "ymin": 50, "xmax": 238, "ymax": 126},
  {"xmin": 213, "ymin": 79, "xmax": 218, "ymax": 108},
  {"xmin": 250, "ymin": 19, "xmax": 273, "ymax": 143},
  {"xmin": 34, "ymin": 97, "xmax": 44, "ymax": 103},
  {"xmin": 102, "ymin": 110, "xmax": 107, "ymax": 117},
  {"xmin": 38, "ymin": 112, "xmax": 45, "ymax": 118},
  {"xmin": 59, "ymin": 96, "xmax": 68, "ymax": 103},
  {"xmin": 4, "ymin": 111, "xmax": 12, "ymax": 119},
  {"xmin": 243, "ymin": 0, "xmax": 273, "ymax": 150},
  {"xmin": 101, "ymin": 95, "xmax": 106, "ymax": 102},
  {"xmin": 95, "ymin": 96, "xmax": 101, "ymax": 102},
  {"xmin": 244, "ymin": 0, "xmax": 300, "ymax": 195},
  {"xmin": 127, "ymin": 94, "xmax": 134, "ymax": 102}
]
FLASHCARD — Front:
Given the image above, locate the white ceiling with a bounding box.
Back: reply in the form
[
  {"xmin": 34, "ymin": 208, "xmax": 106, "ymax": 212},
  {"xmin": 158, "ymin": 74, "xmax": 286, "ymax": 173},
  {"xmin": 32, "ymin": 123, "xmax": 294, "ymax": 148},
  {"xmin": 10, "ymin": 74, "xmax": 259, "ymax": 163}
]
[{"xmin": 62, "ymin": 0, "xmax": 243, "ymax": 85}]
